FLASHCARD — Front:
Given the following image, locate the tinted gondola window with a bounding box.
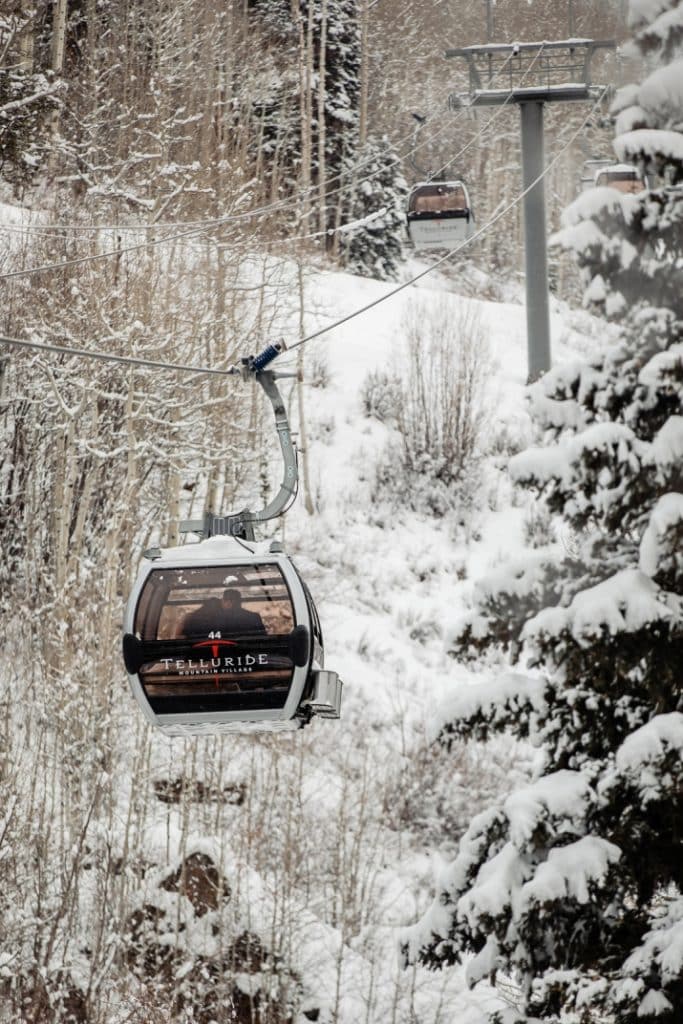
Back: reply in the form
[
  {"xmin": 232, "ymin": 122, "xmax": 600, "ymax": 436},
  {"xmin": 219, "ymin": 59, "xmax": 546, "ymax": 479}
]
[
  {"xmin": 595, "ymin": 171, "xmax": 644, "ymax": 194},
  {"xmin": 409, "ymin": 185, "xmax": 467, "ymax": 216},
  {"xmin": 133, "ymin": 564, "xmax": 297, "ymax": 714}
]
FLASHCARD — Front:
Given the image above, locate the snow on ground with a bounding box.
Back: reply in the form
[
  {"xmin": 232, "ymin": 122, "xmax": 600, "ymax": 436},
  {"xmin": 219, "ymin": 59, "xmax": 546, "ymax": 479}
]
[
  {"xmin": 0, "ymin": 200, "xmax": 29, "ymax": 225},
  {"xmin": 276, "ymin": 260, "xmax": 601, "ymax": 739}
]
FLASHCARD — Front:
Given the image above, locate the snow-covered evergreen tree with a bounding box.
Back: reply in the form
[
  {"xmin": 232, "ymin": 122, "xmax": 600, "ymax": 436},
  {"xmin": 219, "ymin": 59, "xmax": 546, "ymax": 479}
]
[
  {"xmin": 338, "ymin": 134, "xmax": 407, "ymax": 279},
  {"xmin": 247, "ymin": 0, "xmax": 406, "ymax": 278},
  {"xmin": 247, "ymin": 0, "xmax": 361, "ymax": 207},
  {"xmin": 0, "ymin": 10, "xmax": 58, "ymax": 193},
  {"xmin": 402, "ymin": 2, "xmax": 683, "ymax": 1021}
]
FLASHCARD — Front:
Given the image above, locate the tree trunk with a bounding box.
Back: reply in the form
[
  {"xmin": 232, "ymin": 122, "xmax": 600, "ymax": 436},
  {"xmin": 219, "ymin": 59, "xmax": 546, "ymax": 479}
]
[
  {"xmin": 17, "ymin": 0, "xmax": 36, "ymax": 72},
  {"xmin": 317, "ymin": 0, "xmax": 328, "ymax": 234},
  {"xmin": 47, "ymin": 0, "xmax": 68, "ymax": 175},
  {"xmin": 50, "ymin": 0, "xmax": 68, "ymax": 74},
  {"xmin": 359, "ymin": 0, "xmax": 370, "ymax": 146},
  {"xmin": 296, "ymin": 262, "xmax": 314, "ymax": 515}
]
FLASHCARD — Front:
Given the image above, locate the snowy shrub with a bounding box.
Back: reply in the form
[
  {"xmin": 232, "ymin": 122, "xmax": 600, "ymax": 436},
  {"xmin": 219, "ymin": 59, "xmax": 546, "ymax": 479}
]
[
  {"xmin": 403, "ymin": 5, "xmax": 683, "ymax": 1020},
  {"xmin": 395, "ymin": 606, "xmax": 442, "ymax": 645},
  {"xmin": 385, "ymin": 737, "xmax": 534, "ymax": 853},
  {"xmin": 307, "ymin": 351, "xmax": 331, "ymax": 390},
  {"xmin": 360, "ymin": 368, "xmax": 401, "ymax": 423},
  {"xmin": 521, "ymin": 501, "xmax": 555, "ymax": 549},
  {"xmin": 375, "ymin": 440, "xmax": 483, "ymax": 518},
  {"xmin": 311, "ymin": 412, "xmax": 336, "ymax": 443},
  {"xmin": 124, "ymin": 850, "xmax": 300, "ymax": 1024},
  {"xmin": 374, "ymin": 299, "xmax": 492, "ymax": 518},
  {"xmin": 486, "ymin": 419, "xmax": 529, "ymax": 460}
]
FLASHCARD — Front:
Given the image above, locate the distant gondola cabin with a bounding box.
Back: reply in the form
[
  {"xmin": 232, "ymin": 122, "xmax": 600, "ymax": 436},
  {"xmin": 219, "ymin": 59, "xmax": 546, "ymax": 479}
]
[
  {"xmin": 594, "ymin": 164, "xmax": 645, "ymax": 194},
  {"xmin": 407, "ymin": 180, "xmax": 474, "ymax": 251}
]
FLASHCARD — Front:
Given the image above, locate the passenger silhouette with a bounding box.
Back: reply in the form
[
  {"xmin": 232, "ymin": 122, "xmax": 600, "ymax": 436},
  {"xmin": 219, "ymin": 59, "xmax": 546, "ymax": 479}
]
[
  {"xmin": 218, "ymin": 589, "xmax": 266, "ymax": 635},
  {"xmin": 181, "ymin": 589, "xmax": 266, "ymax": 637},
  {"xmin": 182, "ymin": 597, "xmax": 222, "ymax": 638}
]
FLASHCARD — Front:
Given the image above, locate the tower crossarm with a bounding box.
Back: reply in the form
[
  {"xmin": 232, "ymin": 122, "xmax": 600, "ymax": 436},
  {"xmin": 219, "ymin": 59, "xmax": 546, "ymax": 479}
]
[{"xmin": 446, "ymin": 39, "xmax": 615, "ymax": 105}]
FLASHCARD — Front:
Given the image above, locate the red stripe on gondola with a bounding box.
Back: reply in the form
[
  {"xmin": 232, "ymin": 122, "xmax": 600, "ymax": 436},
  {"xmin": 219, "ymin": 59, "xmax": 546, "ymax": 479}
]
[
  {"xmin": 192, "ymin": 639, "xmax": 238, "ymax": 647},
  {"xmin": 192, "ymin": 639, "xmax": 238, "ymax": 654},
  {"xmin": 192, "ymin": 638, "xmax": 239, "ymax": 684}
]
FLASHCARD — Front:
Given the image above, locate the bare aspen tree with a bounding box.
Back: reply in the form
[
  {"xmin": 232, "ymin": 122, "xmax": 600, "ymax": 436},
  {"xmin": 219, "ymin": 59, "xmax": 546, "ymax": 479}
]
[
  {"xmin": 46, "ymin": 0, "xmax": 66, "ymax": 178},
  {"xmin": 317, "ymin": 0, "xmax": 329, "ymax": 234},
  {"xmin": 16, "ymin": 2, "xmax": 35, "ymax": 71},
  {"xmin": 49, "ymin": 0, "xmax": 67, "ymax": 77},
  {"xmin": 290, "ymin": 0, "xmax": 316, "ymax": 242},
  {"xmin": 359, "ymin": 0, "xmax": 370, "ymax": 146},
  {"xmin": 296, "ymin": 261, "xmax": 315, "ymax": 516}
]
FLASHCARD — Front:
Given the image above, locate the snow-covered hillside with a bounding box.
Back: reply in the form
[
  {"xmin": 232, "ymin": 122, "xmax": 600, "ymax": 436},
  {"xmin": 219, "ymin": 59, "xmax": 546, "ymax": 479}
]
[
  {"xmin": 284, "ymin": 260, "xmax": 603, "ymax": 736},
  {"xmin": 0, "ymin": 192, "xmax": 610, "ymax": 1019},
  {"xmin": 4, "ymin": 194, "xmax": 679, "ymax": 1022},
  {"xmin": 104, "ymin": 260, "xmax": 604, "ymax": 1024}
]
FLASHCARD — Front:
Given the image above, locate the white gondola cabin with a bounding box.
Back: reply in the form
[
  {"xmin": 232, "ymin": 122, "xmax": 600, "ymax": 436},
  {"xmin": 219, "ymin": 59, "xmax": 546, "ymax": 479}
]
[
  {"xmin": 594, "ymin": 163, "xmax": 645, "ymax": 194},
  {"xmin": 580, "ymin": 158, "xmax": 613, "ymax": 191},
  {"xmin": 122, "ymin": 535, "xmax": 341, "ymax": 736},
  {"xmin": 407, "ymin": 180, "xmax": 474, "ymax": 251}
]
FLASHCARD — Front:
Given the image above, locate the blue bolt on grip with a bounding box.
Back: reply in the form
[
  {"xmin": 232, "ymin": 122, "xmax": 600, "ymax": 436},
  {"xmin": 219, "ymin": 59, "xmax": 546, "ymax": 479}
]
[{"xmin": 251, "ymin": 340, "xmax": 286, "ymax": 371}]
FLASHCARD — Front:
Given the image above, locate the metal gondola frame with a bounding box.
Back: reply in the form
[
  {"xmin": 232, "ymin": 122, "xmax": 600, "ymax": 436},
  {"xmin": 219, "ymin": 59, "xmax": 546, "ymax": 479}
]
[
  {"xmin": 123, "ymin": 340, "xmax": 342, "ymax": 733},
  {"xmin": 123, "ymin": 538, "xmax": 315, "ymax": 733},
  {"xmin": 177, "ymin": 343, "xmax": 299, "ymax": 545}
]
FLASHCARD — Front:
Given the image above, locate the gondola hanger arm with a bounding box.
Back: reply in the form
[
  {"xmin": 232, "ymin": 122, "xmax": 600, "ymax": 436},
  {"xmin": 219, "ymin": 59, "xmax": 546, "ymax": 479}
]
[{"xmin": 180, "ymin": 341, "xmax": 299, "ymax": 542}]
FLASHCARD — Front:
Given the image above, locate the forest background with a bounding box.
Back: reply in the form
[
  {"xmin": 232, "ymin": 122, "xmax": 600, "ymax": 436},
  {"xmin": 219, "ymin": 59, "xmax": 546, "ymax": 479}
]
[{"xmin": 0, "ymin": 2, "xmax": 660, "ymax": 1024}]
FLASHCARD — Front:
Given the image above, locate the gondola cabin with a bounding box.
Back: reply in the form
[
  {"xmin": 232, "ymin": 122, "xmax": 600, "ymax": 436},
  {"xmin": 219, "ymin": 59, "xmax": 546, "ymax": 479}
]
[
  {"xmin": 407, "ymin": 180, "xmax": 474, "ymax": 251},
  {"xmin": 594, "ymin": 163, "xmax": 645, "ymax": 194},
  {"xmin": 122, "ymin": 536, "xmax": 341, "ymax": 735},
  {"xmin": 580, "ymin": 158, "xmax": 613, "ymax": 191}
]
